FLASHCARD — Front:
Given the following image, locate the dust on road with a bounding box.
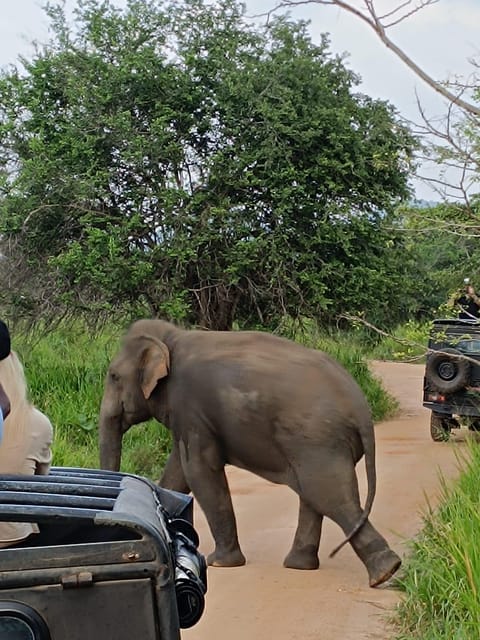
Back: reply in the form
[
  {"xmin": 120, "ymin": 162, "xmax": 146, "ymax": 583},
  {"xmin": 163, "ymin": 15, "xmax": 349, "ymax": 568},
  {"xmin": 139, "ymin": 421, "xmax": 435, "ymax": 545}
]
[{"xmin": 183, "ymin": 361, "xmax": 464, "ymax": 640}]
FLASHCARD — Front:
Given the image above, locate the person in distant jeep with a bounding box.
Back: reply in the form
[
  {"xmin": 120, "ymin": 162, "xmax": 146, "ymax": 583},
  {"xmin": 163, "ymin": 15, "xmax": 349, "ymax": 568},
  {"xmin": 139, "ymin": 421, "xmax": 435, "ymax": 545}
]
[{"xmin": 451, "ymin": 279, "xmax": 480, "ymax": 320}]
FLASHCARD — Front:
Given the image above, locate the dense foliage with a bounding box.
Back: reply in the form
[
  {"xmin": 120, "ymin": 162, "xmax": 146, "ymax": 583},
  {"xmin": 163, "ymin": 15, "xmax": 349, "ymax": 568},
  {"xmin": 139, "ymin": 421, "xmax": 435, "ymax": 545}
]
[
  {"xmin": 397, "ymin": 196, "xmax": 480, "ymax": 318},
  {"xmin": 0, "ymin": 0, "xmax": 416, "ymax": 331}
]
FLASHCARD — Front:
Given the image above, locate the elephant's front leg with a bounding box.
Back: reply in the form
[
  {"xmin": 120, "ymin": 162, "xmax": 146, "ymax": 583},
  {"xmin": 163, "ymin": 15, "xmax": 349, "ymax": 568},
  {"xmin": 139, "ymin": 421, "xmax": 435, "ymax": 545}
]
[
  {"xmin": 284, "ymin": 498, "xmax": 322, "ymax": 570},
  {"xmin": 158, "ymin": 443, "xmax": 190, "ymax": 494},
  {"xmin": 178, "ymin": 435, "xmax": 246, "ymax": 568}
]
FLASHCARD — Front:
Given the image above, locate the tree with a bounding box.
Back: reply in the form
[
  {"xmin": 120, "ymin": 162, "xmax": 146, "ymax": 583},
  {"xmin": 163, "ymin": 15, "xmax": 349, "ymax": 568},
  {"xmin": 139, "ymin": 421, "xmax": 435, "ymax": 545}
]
[
  {"xmin": 396, "ymin": 198, "xmax": 480, "ymax": 316},
  {"xmin": 0, "ymin": 0, "xmax": 416, "ymax": 331},
  {"xmin": 269, "ymin": 2, "xmax": 480, "ymax": 201},
  {"xmin": 269, "ymin": 0, "xmax": 480, "ymax": 319}
]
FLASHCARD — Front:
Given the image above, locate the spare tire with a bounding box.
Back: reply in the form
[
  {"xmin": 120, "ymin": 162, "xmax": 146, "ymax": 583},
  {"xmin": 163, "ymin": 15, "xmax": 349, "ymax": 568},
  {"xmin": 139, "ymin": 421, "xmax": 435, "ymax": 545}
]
[{"xmin": 426, "ymin": 347, "xmax": 471, "ymax": 393}]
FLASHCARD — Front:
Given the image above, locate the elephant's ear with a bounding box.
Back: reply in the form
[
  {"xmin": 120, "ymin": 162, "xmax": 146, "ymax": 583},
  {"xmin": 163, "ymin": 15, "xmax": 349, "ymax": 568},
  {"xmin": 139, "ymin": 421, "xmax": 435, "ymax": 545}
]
[{"xmin": 140, "ymin": 340, "xmax": 170, "ymax": 400}]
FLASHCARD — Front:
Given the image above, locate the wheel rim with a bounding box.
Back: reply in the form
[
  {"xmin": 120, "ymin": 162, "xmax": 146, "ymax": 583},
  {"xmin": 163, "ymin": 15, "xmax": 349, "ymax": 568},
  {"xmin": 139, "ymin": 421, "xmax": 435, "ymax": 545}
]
[{"xmin": 437, "ymin": 361, "xmax": 457, "ymax": 380}]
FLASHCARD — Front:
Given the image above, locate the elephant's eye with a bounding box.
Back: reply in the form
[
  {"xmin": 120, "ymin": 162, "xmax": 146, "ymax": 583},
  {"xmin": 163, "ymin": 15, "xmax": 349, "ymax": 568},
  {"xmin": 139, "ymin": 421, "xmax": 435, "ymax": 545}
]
[{"xmin": 110, "ymin": 371, "xmax": 121, "ymax": 384}]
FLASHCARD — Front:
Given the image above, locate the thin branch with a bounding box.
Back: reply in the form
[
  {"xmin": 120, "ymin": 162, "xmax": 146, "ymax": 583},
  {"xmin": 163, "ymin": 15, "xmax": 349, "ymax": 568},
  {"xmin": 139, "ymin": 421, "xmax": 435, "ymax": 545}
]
[
  {"xmin": 377, "ymin": 0, "xmax": 428, "ymax": 23},
  {"xmin": 275, "ymin": 0, "xmax": 480, "ymax": 117}
]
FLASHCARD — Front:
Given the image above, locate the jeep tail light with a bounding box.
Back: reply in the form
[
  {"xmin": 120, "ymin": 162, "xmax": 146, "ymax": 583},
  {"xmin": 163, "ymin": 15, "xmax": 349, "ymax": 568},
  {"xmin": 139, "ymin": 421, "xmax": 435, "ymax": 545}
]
[{"xmin": 426, "ymin": 392, "xmax": 446, "ymax": 402}]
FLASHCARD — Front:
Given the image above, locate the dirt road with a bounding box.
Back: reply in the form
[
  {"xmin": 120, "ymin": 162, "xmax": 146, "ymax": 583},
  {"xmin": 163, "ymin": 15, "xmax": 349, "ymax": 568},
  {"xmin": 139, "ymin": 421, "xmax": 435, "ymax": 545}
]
[{"xmin": 183, "ymin": 362, "xmax": 464, "ymax": 640}]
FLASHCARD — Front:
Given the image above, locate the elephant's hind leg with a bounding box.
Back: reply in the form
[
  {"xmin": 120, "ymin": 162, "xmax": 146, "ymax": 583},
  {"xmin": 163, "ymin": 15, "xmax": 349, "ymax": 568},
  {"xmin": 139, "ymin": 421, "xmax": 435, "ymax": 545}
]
[
  {"xmin": 332, "ymin": 511, "xmax": 401, "ymax": 587},
  {"xmin": 294, "ymin": 452, "xmax": 400, "ymax": 586},
  {"xmin": 284, "ymin": 498, "xmax": 322, "ymax": 570}
]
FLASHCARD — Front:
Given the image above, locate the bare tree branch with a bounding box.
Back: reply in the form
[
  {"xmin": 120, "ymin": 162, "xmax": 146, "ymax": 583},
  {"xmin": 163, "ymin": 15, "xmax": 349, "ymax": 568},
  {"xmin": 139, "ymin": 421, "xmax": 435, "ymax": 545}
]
[{"xmin": 274, "ymin": 0, "xmax": 480, "ymax": 117}]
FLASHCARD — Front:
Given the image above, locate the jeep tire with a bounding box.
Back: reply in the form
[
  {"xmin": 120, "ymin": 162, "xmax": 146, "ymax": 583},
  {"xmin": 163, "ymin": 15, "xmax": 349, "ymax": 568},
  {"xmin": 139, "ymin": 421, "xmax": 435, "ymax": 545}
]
[
  {"xmin": 430, "ymin": 411, "xmax": 454, "ymax": 442},
  {"xmin": 426, "ymin": 347, "xmax": 471, "ymax": 394}
]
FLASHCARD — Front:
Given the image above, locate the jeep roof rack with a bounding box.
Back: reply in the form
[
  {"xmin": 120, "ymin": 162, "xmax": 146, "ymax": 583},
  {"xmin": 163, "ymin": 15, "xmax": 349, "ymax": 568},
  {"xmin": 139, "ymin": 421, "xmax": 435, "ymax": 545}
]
[
  {"xmin": 0, "ymin": 467, "xmax": 206, "ymax": 637},
  {"xmin": 0, "ymin": 467, "xmax": 192, "ymax": 536},
  {"xmin": 433, "ymin": 318, "xmax": 480, "ymax": 326}
]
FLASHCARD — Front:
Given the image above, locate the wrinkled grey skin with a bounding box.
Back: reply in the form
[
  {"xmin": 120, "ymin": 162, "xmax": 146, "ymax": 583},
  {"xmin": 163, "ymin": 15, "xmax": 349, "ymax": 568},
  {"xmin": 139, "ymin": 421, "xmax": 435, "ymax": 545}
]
[{"xmin": 99, "ymin": 319, "xmax": 401, "ymax": 587}]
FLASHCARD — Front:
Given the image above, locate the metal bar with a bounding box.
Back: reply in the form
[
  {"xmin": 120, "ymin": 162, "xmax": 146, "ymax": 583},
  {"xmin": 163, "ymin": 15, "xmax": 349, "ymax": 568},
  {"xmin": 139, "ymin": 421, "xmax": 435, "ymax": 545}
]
[
  {"xmin": 52, "ymin": 467, "xmax": 126, "ymax": 481},
  {"xmin": 0, "ymin": 539, "xmax": 156, "ymax": 572},
  {"xmin": 0, "ymin": 505, "xmax": 100, "ymax": 521},
  {"xmin": 0, "ymin": 492, "xmax": 115, "ymax": 510},
  {"xmin": 0, "ymin": 480, "xmax": 119, "ymax": 499},
  {"xmin": 0, "ymin": 474, "xmax": 121, "ymax": 489}
]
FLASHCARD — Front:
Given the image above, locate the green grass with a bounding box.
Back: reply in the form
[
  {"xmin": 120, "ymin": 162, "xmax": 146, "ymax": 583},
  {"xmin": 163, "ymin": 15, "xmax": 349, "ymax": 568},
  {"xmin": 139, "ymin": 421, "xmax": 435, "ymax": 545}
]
[
  {"xmin": 393, "ymin": 441, "xmax": 480, "ymax": 639},
  {"xmin": 369, "ymin": 319, "xmax": 431, "ymax": 363},
  {"xmin": 10, "ymin": 320, "xmax": 396, "ymax": 480}
]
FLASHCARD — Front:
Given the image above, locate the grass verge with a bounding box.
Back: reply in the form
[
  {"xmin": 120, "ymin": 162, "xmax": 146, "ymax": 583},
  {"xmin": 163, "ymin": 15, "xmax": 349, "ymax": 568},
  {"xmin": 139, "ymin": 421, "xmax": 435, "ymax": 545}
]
[{"xmin": 393, "ymin": 440, "xmax": 480, "ymax": 639}]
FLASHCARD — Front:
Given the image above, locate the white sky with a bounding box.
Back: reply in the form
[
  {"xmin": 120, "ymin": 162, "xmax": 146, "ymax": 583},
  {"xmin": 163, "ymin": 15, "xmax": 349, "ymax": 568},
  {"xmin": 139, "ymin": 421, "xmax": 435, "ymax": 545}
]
[{"xmin": 1, "ymin": 0, "xmax": 479, "ymax": 200}]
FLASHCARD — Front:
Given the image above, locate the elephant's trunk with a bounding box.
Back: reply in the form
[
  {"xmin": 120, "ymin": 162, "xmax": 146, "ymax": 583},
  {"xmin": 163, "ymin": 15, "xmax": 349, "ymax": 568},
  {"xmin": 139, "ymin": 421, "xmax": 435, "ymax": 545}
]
[{"xmin": 98, "ymin": 414, "xmax": 123, "ymax": 471}]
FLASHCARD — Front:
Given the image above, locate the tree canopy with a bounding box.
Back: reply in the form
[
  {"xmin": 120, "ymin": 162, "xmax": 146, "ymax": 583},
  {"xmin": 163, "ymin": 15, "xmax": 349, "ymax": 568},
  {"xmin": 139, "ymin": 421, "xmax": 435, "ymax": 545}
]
[{"xmin": 0, "ymin": 0, "xmax": 417, "ymax": 330}]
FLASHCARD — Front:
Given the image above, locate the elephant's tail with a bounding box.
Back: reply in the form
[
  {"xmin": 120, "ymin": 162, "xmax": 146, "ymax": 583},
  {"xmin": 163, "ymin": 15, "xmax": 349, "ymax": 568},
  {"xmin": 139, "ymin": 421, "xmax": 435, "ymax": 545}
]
[{"xmin": 328, "ymin": 421, "xmax": 376, "ymax": 558}]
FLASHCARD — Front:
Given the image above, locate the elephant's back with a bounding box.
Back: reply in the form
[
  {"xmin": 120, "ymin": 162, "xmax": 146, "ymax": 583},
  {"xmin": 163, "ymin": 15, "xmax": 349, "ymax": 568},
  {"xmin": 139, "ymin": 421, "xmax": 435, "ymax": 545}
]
[{"xmin": 176, "ymin": 330, "xmax": 371, "ymax": 424}]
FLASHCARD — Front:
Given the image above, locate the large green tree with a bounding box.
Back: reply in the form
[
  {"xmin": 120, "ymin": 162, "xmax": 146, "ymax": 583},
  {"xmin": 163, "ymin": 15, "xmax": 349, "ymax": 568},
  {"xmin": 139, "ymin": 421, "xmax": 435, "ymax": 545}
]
[{"xmin": 0, "ymin": 0, "xmax": 416, "ymax": 330}]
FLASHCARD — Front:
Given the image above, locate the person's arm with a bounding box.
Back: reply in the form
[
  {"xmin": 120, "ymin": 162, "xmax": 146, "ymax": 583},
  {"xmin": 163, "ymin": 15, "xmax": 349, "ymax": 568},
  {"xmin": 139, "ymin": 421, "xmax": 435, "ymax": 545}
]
[
  {"xmin": 468, "ymin": 286, "xmax": 480, "ymax": 306},
  {"xmin": 29, "ymin": 409, "xmax": 54, "ymax": 475},
  {"xmin": 447, "ymin": 290, "xmax": 463, "ymax": 310}
]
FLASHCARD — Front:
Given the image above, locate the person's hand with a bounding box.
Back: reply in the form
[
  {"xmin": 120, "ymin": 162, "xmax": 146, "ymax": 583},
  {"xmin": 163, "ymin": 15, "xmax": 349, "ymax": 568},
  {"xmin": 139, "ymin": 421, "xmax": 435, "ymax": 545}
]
[
  {"xmin": 0, "ymin": 382, "xmax": 10, "ymax": 419},
  {"xmin": 467, "ymin": 285, "xmax": 476, "ymax": 296}
]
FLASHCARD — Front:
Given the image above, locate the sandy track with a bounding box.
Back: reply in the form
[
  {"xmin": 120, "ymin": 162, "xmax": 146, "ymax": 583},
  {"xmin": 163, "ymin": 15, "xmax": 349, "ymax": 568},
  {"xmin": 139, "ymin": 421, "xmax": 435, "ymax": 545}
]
[{"xmin": 183, "ymin": 361, "xmax": 464, "ymax": 639}]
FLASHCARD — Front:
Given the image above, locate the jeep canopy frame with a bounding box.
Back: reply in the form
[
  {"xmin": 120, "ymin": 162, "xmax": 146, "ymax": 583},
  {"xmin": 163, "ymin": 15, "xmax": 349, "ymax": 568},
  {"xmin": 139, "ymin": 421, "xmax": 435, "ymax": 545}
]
[{"xmin": 0, "ymin": 467, "xmax": 207, "ymax": 640}]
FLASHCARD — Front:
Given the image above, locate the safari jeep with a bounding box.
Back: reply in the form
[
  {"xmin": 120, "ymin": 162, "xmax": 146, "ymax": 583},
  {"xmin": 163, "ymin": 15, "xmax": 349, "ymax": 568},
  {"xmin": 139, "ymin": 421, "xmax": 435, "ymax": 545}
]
[
  {"xmin": 0, "ymin": 467, "xmax": 207, "ymax": 640},
  {"xmin": 423, "ymin": 319, "xmax": 480, "ymax": 441}
]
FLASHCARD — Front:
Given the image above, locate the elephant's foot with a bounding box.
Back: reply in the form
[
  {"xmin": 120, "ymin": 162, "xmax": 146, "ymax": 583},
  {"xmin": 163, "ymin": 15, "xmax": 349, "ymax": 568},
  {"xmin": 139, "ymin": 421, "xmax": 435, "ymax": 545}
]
[
  {"xmin": 283, "ymin": 546, "xmax": 320, "ymax": 570},
  {"xmin": 207, "ymin": 548, "xmax": 246, "ymax": 567},
  {"xmin": 366, "ymin": 548, "xmax": 401, "ymax": 588}
]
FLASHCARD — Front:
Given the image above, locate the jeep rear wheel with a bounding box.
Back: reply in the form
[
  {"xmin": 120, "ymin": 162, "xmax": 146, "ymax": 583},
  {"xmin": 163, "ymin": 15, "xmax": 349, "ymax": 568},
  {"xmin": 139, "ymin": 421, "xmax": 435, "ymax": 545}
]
[
  {"xmin": 426, "ymin": 348, "xmax": 471, "ymax": 394},
  {"xmin": 430, "ymin": 412, "xmax": 452, "ymax": 442},
  {"xmin": 468, "ymin": 419, "xmax": 480, "ymax": 432}
]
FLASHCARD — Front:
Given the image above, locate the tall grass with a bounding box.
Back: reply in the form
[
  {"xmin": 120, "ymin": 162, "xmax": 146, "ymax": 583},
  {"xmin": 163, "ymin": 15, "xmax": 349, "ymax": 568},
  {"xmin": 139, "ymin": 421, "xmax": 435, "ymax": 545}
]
[
  {"xmin": 393, "ymin": 441, "xmax": 480, "ymax": 639},
  {"xmin": 11, "ymin": 321, "xmax": 396, "ymax": 480},
  {"xmin": 15, "ymin": 324, "xmax": 172, "ymax": 479}
]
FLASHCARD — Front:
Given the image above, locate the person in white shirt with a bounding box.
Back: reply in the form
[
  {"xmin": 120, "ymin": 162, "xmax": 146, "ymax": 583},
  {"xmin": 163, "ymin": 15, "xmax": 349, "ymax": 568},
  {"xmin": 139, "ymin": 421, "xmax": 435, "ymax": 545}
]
[{"xmin": 0, "ymin": 321, "xmax": 54, "ymax": 547}]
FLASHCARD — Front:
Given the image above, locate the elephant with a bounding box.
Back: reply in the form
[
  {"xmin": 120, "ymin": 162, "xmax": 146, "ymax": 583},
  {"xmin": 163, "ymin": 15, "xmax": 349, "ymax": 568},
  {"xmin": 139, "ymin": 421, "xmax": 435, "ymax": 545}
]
[{"xmin": 98, "ymin": 319, "xmax": 401, "ymax": 587}]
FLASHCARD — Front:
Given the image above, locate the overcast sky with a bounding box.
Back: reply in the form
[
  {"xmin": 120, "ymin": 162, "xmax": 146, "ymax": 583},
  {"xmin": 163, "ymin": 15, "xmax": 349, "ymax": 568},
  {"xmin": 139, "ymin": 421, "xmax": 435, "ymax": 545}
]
[{"xmin": 1, "ymin": 0, "xmax": 479, "ymax": 200}]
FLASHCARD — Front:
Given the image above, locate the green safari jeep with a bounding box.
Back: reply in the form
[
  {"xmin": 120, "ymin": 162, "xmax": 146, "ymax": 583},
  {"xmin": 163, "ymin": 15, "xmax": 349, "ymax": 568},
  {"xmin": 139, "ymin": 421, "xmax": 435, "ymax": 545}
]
[
  {"xmin": 0, "ymin": 467, "xmax": 207, "ymax": 640},
  {"xmin": 423, "ymin": 319, "xmax": 480, "ymax": 441}
]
